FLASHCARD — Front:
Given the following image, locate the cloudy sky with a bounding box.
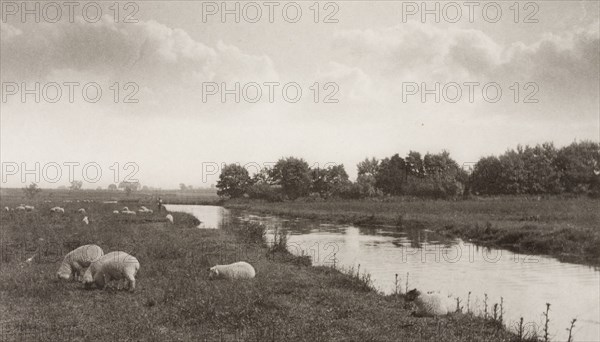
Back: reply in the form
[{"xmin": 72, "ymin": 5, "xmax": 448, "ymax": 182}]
[{"xmin": 1, "ymin": 1, "xmax": 598, "ymax": 188}]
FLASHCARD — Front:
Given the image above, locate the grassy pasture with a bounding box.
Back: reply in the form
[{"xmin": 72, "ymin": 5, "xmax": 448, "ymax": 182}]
[{"xmin": 0, "ymin": 191, "xmax": 518, "ymax": 341}]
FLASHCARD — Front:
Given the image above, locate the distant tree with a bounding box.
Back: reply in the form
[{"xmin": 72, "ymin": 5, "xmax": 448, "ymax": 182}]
[
  {"xmin": 119, "ymin": 181, "xmax": 140, "ymax": 192},
  {"xmin": 310, "ymin": 164, "xmax": 350, "ymax": 198},
  {"xmin": 356, "ymin": 158, "xmax": 380, "ymax": 197},
  {"xmin": 179, "ymin": 183, "xmax": 187, "ymax": 191},
  {"xmin": 108, "ymin": 184, "xmax": 117, "ymax": 191},
  {"xmin": 271, "ymin": 157, "xmax": 311, "ymax": 199},
  {"xmin": 22, "ymin": 183, "xmax": 42, "ymax": 199},
  {"xmin": 405, "ymin": 151, "xmax": 425, "ymax": 177},
  {"xmin": 470, "ymin": 156, "xmax": 504, "ymax": 195},
  {"xmin": 555, "ymin": 141, "xmax": 600, "ymax": 193},
  {"xmin": 69, "ymin": 180, "xmax": 83, "ymax": 191},
  {"xmin": 375, "ymin": 154, "xmax": 407, "ymax": 195},
  {"xmin": 216, "ymin": 164, "xmax": 251, "ymax": 198}
]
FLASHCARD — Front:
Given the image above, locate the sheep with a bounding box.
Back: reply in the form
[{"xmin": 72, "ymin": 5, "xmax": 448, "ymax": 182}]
[
  {"xmin": 82, "ymin": 251, "xmax": 140, "ymax": 291},
  {"xmin": 57, "ymin": 244, "xmax": 104, "ymax": 281},
  {"xmin": 82, "ymin": 216, "xmax": 89, "ymax": 225},
  {"xmin": 123, "ymin": 210, "xmax": 136, "ymax": 215},
  {"xmin": 113, "ymin": 210, "xmax": 119, "ymax": 214},
  {"xmin": 24, "ymin": 205, "xmax": 34, "ymax": 212},
  {"xmin": 4, "ymin": 207, "xmax": 9, "ymax": 212},
  {"xmin": 138, "ymin": 206, "xmax": 153, "ymax": 214},
  {"xmin": 50, "ymin": 207, "xmax": 65, "ymax": 213},
  {"xmin": 15, "ymin": 206, "xmax": 25, "ymax": 211},
  {"xmin": 405, "ymin": 289, "xmax": 455, "ymax": 317},
  {"xmin": 165, "ymin": 214, "xmax": 173, "ymax": 224},
  {"xmin": 77, "ymin": 208, "xmax": 86, "ymax": 214},
  {"xmin": 122, "ymin": 207, "xmax": 129, "ymax": 211},
  {"xmin": 208, "ymin": 261, "xmax": 256, "ymax": 280}
]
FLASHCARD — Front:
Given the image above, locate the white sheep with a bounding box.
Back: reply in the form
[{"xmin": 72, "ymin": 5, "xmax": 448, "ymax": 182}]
[
  {"xmin": 113, "ymin": 210, "xmax": 119, "ymax": 214},
  {"xmin": 165, "ymin": 214, "xmax": 173, "ymax": 224},
  {"xmin": 77, "ymin": 208, "xmax": 86, "ymax": 214},
  {"xmin": 4, "ymin": 207, "xmax": 9, "ymax": 211},
  {"xmin": 405, "ymin": 289, "xmax": 455, "ymax": 317},
  {"xmin": 123, "ymin": 210, "xmax": 136, "ymax": 215},
  {"xmin": 208, "ymin": 261, "xmax": 256, "ymax": 280},
  {"xmin": 57, "ymin": 244, "xmax": 104, "ymax": 281},
  {"xmin": 138, "ymin": 207, "xmax": 153, "ymax": 214},
  {"xmin": 24, "ymin": 205, "xmax": 34, "ymax": 211},
  {"xmin": 82, "ymin": 251, "xmax": 140, "ymax": 291},
  {"xmin": 15, "ymin": 206, "xmax": 25, "ymax": 211},
  {"xmin": 82, "ymin": 216, "xmax": 89, "ymax": 225},
  {"xmin": 122, "ymin": 206, "xmax": 129, "ymax": 212},
  {"xmin": 50, "ymin": 207, "xmax": 65, "ymax": 213}
]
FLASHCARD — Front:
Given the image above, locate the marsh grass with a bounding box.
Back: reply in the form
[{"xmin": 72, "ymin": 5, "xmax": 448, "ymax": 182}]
[{"xmin": 1, "ymin": 192, "xmax": 520, "ymax": 341}]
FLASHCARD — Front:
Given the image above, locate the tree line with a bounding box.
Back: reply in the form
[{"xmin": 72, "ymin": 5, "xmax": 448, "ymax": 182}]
[{"xmin": 216, "ymin": 141, "xmax": 600, "ymax": 201}]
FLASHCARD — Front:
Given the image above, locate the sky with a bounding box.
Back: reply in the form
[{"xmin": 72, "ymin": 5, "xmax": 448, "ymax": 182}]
[{"xmin": 1, "ymin": 0, "xmax": 599, "ymax": 189}]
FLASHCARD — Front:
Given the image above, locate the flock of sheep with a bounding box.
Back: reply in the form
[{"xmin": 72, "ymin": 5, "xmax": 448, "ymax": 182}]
[
  {"xmin": 56, "ymin": 243, "xmax": 256, "ymax": 291},
  {"xmin": 8, "ymin": 202, "xmax": 445, "ymax": 317}
]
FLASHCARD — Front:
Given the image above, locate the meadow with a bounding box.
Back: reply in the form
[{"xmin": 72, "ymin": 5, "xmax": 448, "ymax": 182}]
[{"xmin": 0, "ymin": 189, "xmax": 521, "ymax": 341}]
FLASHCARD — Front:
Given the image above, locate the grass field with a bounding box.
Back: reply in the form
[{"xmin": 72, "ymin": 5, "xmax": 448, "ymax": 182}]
[
  {"xmin": 0, "ymin": 190, "xmax": 520, "ymax": 341},
  {"xmin": 223, "ymin": 196, "xmax": 600, "ymax": 266}
]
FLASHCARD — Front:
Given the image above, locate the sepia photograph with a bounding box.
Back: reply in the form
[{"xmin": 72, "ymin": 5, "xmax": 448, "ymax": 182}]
[{"xmin": 0, "ymin": 0, "xmax": 599, "ymax": 341}]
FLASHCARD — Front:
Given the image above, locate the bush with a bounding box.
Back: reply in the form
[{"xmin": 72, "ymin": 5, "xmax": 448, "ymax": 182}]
[{"xmin": 247, "ymin": 183, "xmax": 284, "ymax": 202}]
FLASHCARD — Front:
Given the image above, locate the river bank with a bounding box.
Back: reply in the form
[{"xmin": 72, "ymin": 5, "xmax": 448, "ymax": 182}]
[{"xmin": 0, "ymin": 198, "xmax": 519, "ymax": 341}]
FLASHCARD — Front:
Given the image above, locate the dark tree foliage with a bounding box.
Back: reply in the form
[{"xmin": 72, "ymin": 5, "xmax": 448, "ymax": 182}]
[{"xmin": 216, "ymin": 164, "xmax": 251, "ymax": 198}]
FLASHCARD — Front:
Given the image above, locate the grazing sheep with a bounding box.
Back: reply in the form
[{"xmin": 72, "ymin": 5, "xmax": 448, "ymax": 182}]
[
  {"xmin": 138, "ymin": 207, "xmax": 153, "ymax": 214},
  {"xmin": 82, "ymin": 251, "xmax": 140, "ymax": 291},
  {"xmin": 405, "ymin": 289, "xmax": 455, "ymax": 317},
  {"xmin": 113, "ymin": 210, "xmax": 119, "ymax": 214},
  {"xmin": 4, "ymin": 207, "xmax": 9, "ymax": 211},
  {"xmin": 15, "ymin": 206, "xmax": 25, "ymax": 211},
  {"xmin": 77, "ymin": 208, "xmax": 86, "ymax": 214},
  {"xmin": 123, "ymin": 210, "xmax": 136, "ymax": 215},
  {"xmin": 82, "ymin": 216, "xmax": 89, "ymax": 225},
  {"xmin": 50, "ymin": 207, "xmax": 65, "ymax": 213},
  {"xmin": 208, "ymin": 261, "xmax": 256, "ymax": 280},
  {"xmin": 165, "ymin": 214, "xmax": 173, "ymax": 224},
  {"xmin": 24, "ymin": 205, "xmax": 34, "ymax": 211},
  {"xmin": 122, "ymin": 207, "xmax": 129, "ymax": 212},
  {"xmin": 57, "ymin": 244, "xmax": 104, "ymax": 281}
]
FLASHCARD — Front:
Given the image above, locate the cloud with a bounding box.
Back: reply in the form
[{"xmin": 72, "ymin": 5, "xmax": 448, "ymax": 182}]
[
  {"xmin": 0, "ymin": 22, "xmax": 22, "ymax": 41},
  {"xmin": 0, "ymin": 16, "xmax": 278, "ymax": 86},
  {"xmin": 331, "ymin": 21, "xmax": 599, "ymax": 96}
]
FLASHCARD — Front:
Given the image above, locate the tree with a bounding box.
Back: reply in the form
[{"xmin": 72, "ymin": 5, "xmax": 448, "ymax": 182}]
[
  {"xmin": 310, "ymin": 164, "xmax": 350, "ymax": 198},
  {"xmin": 179, "ymin": 183, "xmax": 187, "ymax": 191},
  {"xmin": 119, "ymin": 181, "xmax": 140, "ymax": 192},
  {"xmin": 356, "ymin": 158, "xmax": 380, "ymax": 197},
  {"xmin": 555, "ymin": 141, "xmax": 600, "ymax": 193},
  {"xmin": 216, "ymin": 164, "xmax": 251, "ymax": 198},
  {"xmin": 70, "ymin": 180, "xmax": 83, "ymax": 191},
  {"xmin": 22, "ymin": 183, "xmax": 42, "ymax": 199},
  {"xmin": 405, "ymin": 151, "xmax": 425, "ymax": 177},
  {"xmin": 375, "ymin": 154, "xmax": 407, "ymax": 195},
  {"xmin": 108, "ymin": 184, "xmax": 117, "ymax": 191},
  {"xmin": 271, "ymin": 157, "xmax": 311, "ymax": 199},
  {"xmin": 470, "ymin": 156, "xmax": 504, "ymax": 194}
]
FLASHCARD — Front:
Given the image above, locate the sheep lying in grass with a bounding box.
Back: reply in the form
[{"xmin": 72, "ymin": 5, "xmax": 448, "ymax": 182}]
[
  {"xmin": 77, "ymin": 208, "xmax": 86, "ymax": 214},
  {"xmin": 50, "ymin": 207, "xmax": 65, "ymax": 213},
  {"xmin": 165, "ymin": 214, "xmax": 173, "ymax": 224},
  {"xmin": 82, "ymin": 216, "xmax": 89, "ymax": 225},
  {"xmin": 57, "ymin": 244, "xmax": 104, "ymax": 281},
  {"xmin": 4, "ymin": 207, "xmax": 9, "ymax": 211},
  {"xmin": 208, "ymin": 261, "xmax": 256, "ymax": 280},
  {"xmin": 138, "ymin": 206, "xmax": 153, "ymax": 214},
  {"xmin": 113, "ymin": 210, "xmax": 119, "ymax": 214},
  {"xmin": 24, "ymin": 205, "xmax": 34, "ymax": 211},
  {"xmin": 405, "ymin": 289, "xmax": 455, "ymax": 317},
  {"xmin": 82, "ymin": 251, "xmax": 140, "ymax": 291},
  {"xmin": 15, "ymin": 206, "xmax": 25, "ymax": 211}
]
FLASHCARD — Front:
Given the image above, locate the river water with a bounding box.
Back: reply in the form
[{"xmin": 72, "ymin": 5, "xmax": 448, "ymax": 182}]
[{"xmin": 166, "ymin": 204, "xmax": 600, "ymax": 341}]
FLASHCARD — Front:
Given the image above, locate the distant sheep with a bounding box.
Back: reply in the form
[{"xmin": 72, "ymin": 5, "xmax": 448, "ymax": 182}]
[
  {"xmin": 82, "ymin": 251, "xmax": 140, "ymax": 291},
  {"xmin": 77, "ymin": 208, "xmax": 86, "ymax": 214},
  {"xmin": 4, "ymin": 207, "xmax": 9, "ymax": 212},
  {"xmin": 405, "ymin": 289, "xmax": 455, "ymax": 317},
  {"xmin": 122, "ymin": 210, "xmax": 136, "ymax": 215},
  {"xmin": 165, "ymin": 214, "xmax": 173, "ymax": 224},
  {"xmin": 113, "ymin": 210, "xmax": 119, "ymax": 214},
  {"xmin": 208, "ymin": 261, "xmax": 256, "ymax": 280},
  {"xmin": 50, "ymin": 207, "xmax": 65, "ymax": 213},
  {"xmin": 138, "ymin": 206, "xmax": 153, "ymax": 214},
  {"xmin": 15, "ymin": 206, "xmax": 25, "ymax": 211},
  {"xmin": 24, "ymin": 205, "xmax": 34, "ymax": 212},
  {"xmin": 82, "ymin": 216, "xmax": 89, "ymax": 225},
  {"xmin": 122, "ymin": 207, "xmax": 129, "ymax": 211},
  {"xmin": 57, "ymin": 244, "xmax": 104, "ymax": 281}
]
